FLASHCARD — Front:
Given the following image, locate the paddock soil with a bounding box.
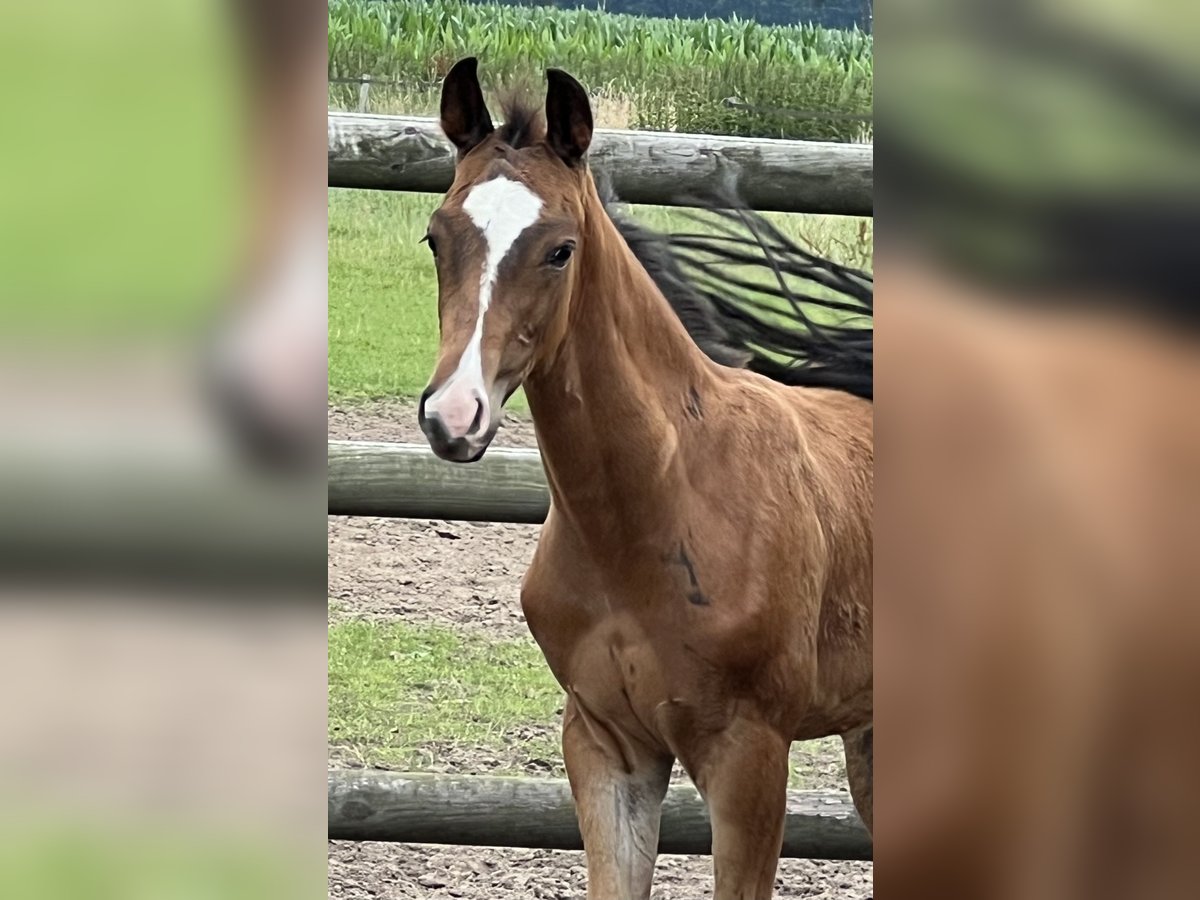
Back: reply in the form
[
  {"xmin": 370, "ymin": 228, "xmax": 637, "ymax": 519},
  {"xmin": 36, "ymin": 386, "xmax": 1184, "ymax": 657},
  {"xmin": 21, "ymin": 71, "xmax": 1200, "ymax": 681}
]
[{"xmin": 328, "ymin": 400, "xmax": 872, "ymax": 899}]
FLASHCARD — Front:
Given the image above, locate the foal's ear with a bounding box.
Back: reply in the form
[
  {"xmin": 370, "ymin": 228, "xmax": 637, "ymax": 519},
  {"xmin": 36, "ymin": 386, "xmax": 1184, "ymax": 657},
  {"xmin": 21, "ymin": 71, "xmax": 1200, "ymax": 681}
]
[
  {"xmin": 440, "ymin": 57, "xmax": 494, "ymax": 157},
  {"xmin": 545, "ymin": 68, "xmax": 593, "ymax": 167}
]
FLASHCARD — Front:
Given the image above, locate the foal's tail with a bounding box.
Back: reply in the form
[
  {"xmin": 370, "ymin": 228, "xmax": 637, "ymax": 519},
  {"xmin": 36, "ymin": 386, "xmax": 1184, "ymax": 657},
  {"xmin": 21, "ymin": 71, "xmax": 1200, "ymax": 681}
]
[{"xmin": 605, "ymin": 186, "xmax": 873, "ymax": 401}]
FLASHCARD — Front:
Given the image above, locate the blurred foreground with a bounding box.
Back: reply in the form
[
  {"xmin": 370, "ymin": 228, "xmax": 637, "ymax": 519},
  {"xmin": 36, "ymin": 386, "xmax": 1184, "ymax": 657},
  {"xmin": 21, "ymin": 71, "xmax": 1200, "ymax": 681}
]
[
  {"xmin": 877, "ymin": 2, "xmax": 1199, "ymax": 899},
  {"xmin": 0, "ymin": 0, "xmax": 1198, "ymax": 897},
  {"xmin": 0, "ymin": 1, "xmax": 327, "ymax": 897}
]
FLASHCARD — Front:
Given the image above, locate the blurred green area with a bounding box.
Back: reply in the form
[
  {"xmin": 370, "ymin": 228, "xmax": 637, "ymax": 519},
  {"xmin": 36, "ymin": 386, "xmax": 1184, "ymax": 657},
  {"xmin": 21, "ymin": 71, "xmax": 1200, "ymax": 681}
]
[
  {"xmin": 0, "ymin": 5, "xmax": 322, "ymax": 900},
  {"xmin": 883, "ymin": 1, "xmax": 1200, "ymax": 280},
  {"xmin": 0, "ymin": 1, "xmax": 242, "ymax": 336},
  {"xmin": 0, "ymin": 822, "xmax": 305, "ymax": 900}
]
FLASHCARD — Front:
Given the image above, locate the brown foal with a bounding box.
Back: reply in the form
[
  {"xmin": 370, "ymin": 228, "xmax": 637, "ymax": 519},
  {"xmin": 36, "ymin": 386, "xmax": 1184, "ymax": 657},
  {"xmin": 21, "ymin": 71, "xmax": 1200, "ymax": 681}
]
[{"xmin": 418, "ymin": 58, "xmax": 873, "ymax": 899}]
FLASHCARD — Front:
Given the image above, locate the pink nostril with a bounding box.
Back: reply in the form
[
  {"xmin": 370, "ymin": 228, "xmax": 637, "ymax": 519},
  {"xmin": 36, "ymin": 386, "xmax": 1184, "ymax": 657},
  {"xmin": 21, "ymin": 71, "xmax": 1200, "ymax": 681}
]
[
  {"xmin": 467, "ymin": 397, "xmax": 485, "ymax": 436},
  {"xmin": 464, "ymin": 387, "xmax": 491, "ymax": 438}
]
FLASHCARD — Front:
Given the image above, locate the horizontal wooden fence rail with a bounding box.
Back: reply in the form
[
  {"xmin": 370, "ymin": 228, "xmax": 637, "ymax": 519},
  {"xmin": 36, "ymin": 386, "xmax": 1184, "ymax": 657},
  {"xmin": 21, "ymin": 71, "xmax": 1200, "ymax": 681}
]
[
  {"xmin": 328, "ymin": 440, "xmax": 549, "ymax": 523},
  {"xmin": 329, "ymin": 770, "xmax": 872, "ymax": 860},
  {"xmin": 329, "ymin": 112, "xmax": 873, "ymax": 217}
]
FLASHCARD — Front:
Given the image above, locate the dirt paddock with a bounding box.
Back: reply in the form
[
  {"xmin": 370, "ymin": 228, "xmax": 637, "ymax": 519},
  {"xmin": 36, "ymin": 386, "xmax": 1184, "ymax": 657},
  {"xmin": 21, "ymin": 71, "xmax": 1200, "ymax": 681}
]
[{"xmin": 328, "ymin": 400, "xmax": 872, "ymax": 899}]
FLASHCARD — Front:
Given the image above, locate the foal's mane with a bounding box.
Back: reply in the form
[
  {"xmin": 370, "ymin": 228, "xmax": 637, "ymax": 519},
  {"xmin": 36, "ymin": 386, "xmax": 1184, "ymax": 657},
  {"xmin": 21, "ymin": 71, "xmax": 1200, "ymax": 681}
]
[
  {"xmin": 603, "ymin": 183, "xmax": 874, "ymax": 401},
  {"xmin": 495, "ymin": 92, "xmax": 546, "ymax": 149}
]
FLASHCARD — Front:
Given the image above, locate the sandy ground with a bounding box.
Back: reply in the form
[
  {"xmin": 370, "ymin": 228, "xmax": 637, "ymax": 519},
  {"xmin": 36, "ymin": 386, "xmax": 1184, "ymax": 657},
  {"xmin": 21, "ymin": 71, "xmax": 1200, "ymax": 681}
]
[
  {"xmin": 329, "ymin": 401, "xmax": 540, "ymax": 638},
  {"xmin": 328, "ymin": 400, "xmax": 872, "ymax": 899}
]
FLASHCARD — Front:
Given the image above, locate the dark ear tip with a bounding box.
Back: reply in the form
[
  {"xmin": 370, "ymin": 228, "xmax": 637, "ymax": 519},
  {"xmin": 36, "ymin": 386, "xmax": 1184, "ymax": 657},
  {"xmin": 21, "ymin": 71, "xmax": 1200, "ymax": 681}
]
[
  {"xmin": 546, "ymin": 68, "xmax": 580, "ymax": 88},
  {"xmin": 449, "ymin": 57, "xmax": 479, "ymax": 76}
]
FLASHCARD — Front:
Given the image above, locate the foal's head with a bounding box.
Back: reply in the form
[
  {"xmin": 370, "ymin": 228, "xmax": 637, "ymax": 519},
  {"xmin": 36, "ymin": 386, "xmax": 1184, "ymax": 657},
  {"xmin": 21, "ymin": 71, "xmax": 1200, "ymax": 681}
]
[{"xmin": 418, "ymin": 58, "xmax": 595, "ymax": 462}]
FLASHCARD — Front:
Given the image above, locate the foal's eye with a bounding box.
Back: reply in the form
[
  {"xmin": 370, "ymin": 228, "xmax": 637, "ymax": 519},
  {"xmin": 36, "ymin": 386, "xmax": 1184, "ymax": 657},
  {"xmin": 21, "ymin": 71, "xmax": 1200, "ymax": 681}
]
[
  {"xmin": 546, "ymin": 243, "xmax": 574, "ymax": 269},
  {"xmin": 421, "ymin": 233, "xmax": 438, "ymax": 258}
]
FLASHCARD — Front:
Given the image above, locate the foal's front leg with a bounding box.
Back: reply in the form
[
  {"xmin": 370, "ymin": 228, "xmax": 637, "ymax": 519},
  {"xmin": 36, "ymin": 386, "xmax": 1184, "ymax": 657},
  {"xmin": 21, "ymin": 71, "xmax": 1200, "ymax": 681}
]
[
  {"xmin": 688, "ymin": 718, "xmax": 790, "ymax": 900},
  {"xmin": 563, "ymin": 693, "xmax": 673, "ymax": 900}
]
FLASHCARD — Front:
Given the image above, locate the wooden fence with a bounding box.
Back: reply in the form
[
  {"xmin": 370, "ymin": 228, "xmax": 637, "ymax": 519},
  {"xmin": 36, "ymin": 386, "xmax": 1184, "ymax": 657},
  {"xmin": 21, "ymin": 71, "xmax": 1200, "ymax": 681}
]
[
  {"xmin": 329, "ymin": 770, "xmax": 871, "ymax": 860},
  {"xmin": 329, "ymin": 112, "xmax": 873, "ymax": 217},
  {"xmin": 329, "ymin": 440, "xmax": 547, "ymax": 522}
]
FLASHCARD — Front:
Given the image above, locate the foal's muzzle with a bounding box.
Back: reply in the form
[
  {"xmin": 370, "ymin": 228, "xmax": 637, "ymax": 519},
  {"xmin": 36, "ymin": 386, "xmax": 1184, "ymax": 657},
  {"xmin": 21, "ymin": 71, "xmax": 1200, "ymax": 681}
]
[{"xmin": 418, "ymin": 382, "xmax": 494, "ymax": 463}]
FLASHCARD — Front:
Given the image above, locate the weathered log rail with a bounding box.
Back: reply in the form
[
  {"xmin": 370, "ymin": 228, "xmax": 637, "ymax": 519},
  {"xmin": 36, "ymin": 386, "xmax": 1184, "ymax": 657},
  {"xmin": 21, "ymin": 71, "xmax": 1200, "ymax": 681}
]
[
  {"xmin": 328, "ymin": 770, "xmax": 872, "ymax": 860},
  {"xmin": 328, "ymin": 440, "xmax": 548, "ymax": 523},
  {"xmin": 329, "ymin": 112, "xmax": 873, "ymax": 217}
]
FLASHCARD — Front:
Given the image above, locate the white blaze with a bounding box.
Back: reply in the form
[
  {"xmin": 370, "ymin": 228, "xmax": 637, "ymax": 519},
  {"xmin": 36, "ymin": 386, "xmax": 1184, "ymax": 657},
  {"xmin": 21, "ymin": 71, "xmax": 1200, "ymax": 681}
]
[
  {"xmin": 459, "ymin": 177, "xmax": 544, "ymax": 371},
  {"xmin": 425, "ymin": 176, "xmax": 543, "ymax": 438}
]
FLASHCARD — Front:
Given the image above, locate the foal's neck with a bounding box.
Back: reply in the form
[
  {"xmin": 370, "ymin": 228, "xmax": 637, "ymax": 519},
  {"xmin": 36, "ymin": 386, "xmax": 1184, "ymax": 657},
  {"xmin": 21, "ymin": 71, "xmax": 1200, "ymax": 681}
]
[{"xmin": 524, "ymin": 179, "xmax": 714, "ymax": 551}]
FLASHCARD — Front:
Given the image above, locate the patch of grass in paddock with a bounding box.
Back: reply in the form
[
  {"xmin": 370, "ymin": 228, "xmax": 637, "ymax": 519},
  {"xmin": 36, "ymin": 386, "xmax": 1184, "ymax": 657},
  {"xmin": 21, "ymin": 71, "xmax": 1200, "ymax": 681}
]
[
  {"xmin": 328, "ymin": 618, "xmax": 562, "ymax": 770},
  {"xmin": 328, "ymin": 613, "xmax": 847, "ymax": 789},
  {"xmin": 328, "ymin": 188, "xmax": 870, "ymax": 404},
  {"xmin": 328, "ymin": 189, "xmax": 442, "ymax": 403}
]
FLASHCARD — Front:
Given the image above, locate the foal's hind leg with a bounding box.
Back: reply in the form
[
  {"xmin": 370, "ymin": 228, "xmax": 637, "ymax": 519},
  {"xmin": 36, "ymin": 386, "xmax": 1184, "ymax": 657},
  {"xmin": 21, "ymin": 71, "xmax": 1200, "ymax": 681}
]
[
  {"xmin": 842, "ymin": 723, "xmax": 873, "ymax": 833},
  {"xmin": 563, "ymin": 693, "xmax": 673, "ymax": 900}
]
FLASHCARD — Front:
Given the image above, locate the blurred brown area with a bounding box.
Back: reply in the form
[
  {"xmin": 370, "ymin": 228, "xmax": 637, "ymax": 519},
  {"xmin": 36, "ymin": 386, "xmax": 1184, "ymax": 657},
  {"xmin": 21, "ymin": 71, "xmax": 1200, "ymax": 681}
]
[
  {"xmin": 876, "ymin": 2, "xmax": 1200, "ymax": 898},
  {"xmin": 0, "ymin": 0, "xmax": 328, "ymax": 897}
]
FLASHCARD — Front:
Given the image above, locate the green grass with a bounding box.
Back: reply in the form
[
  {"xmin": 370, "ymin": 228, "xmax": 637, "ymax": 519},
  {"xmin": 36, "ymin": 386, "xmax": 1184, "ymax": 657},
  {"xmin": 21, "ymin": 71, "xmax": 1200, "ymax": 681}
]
[
  {"xmin": 328, "ymin": 613, "xmax": 846, "ymax": 786},
  {"xmin": 328, "ymin": 617, "xmax": 564, "ymax": 770},
  {"xmin": 328, "ymin": 190, "xmax": 442, "ymax": 402},
  {"xmin": 328, "ymin": 188, "xmax": 871, "ymax": 404}
]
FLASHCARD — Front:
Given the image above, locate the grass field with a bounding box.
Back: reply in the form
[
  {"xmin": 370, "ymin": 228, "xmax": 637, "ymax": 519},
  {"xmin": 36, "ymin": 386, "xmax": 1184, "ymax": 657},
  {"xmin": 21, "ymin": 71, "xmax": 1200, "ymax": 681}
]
[
  {"xmin": 329, "ymin": 190, "xmax": 442, "ymax": 403},
  {"xmin": 328, "ymin": 188, "xmax": 872, "ymax": 404},
  {"xmin": 329, "ymin": 617, "xmax": 562, "ymax": 769},
  {"xmin": 329, "ymin": 612, "xmax": 850, "ymax": 785}
]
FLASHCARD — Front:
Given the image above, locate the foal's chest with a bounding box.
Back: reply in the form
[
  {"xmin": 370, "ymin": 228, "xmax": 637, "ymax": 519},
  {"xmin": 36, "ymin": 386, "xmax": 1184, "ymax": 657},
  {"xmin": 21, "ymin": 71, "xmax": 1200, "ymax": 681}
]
[{"xmin": 521, "ymin": 537, "xmax": 791, "ymax": 752}]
